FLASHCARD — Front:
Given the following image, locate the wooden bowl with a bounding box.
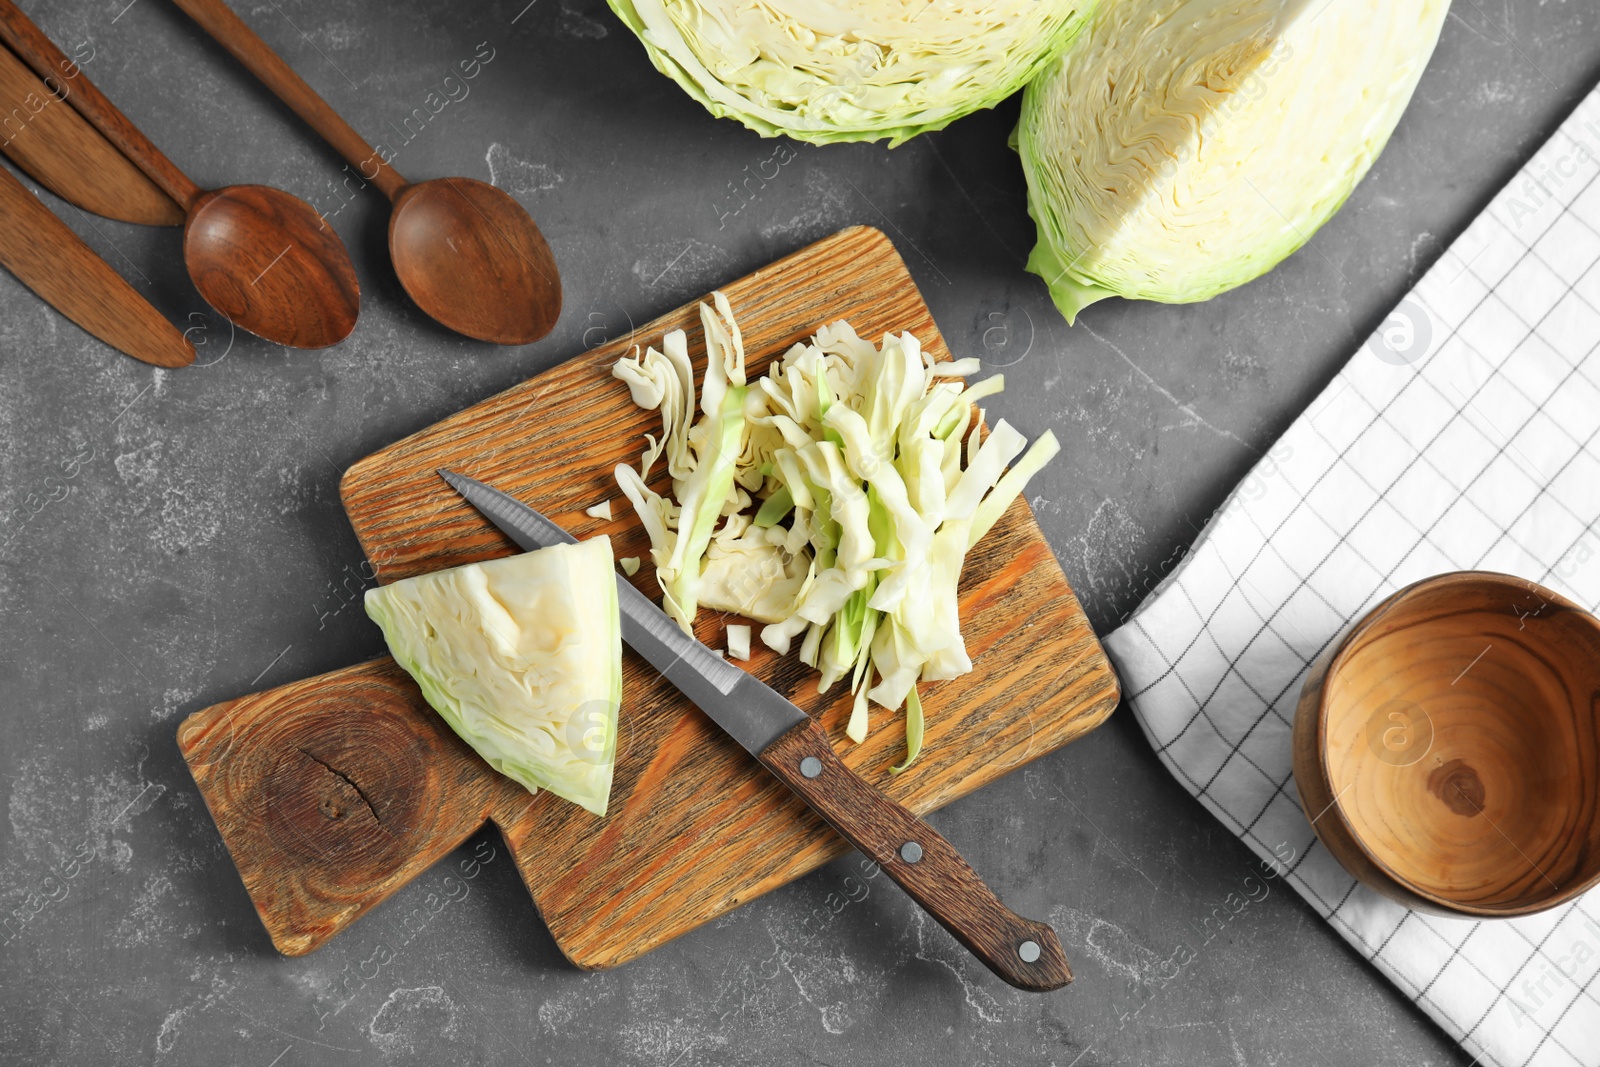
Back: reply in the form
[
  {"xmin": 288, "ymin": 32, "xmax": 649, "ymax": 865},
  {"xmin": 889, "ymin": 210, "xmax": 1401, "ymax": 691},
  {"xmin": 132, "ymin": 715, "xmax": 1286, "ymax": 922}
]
[{"xmin": 1293, "ymin": 571, "xmax": 1600, "ymax": 917}]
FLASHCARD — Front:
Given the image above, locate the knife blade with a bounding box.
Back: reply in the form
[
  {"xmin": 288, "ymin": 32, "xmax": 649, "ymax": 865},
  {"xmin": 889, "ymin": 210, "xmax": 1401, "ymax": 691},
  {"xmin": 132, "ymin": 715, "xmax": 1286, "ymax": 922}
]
[
  {"xmin": 0, "ymin": 160, "xmax": 194, "ymax": 367},
  {"xmin": 0, "ymin": 42, "xmax": 183, "ymax": 226},
  {"xmin": 438, "ymin": 468, "xmax": 1072, "ymax": 992}
]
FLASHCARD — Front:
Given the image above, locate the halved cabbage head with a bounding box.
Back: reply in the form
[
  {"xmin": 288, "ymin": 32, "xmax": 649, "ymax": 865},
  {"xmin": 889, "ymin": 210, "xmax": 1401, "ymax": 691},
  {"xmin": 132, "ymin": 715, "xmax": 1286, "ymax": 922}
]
[
  {"xmin": 365, "ymin": 537, "xmax": 622, "ymax": 816},
  {"xmin": 1016, "ymin": 0, "xmax": 1450, "ymax": 322},
  {"xmin": 605, "ymin": 0, "xmax": 1097, "ymax": 146}
]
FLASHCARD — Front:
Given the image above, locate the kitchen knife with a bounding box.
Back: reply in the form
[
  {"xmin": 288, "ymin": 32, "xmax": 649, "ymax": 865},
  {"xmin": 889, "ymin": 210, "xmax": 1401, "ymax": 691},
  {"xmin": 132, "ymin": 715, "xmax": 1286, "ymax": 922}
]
[
  {"xmin": 0, "ymin": 160, "xmax": 193, "ymax": 366},
  {"xmin": 0, "ymin": 42, "xmax": 183, "ymax": 225},
  {"xmin": 439, "ymin": 468, "xmax": 1072, "ymax": 992}
]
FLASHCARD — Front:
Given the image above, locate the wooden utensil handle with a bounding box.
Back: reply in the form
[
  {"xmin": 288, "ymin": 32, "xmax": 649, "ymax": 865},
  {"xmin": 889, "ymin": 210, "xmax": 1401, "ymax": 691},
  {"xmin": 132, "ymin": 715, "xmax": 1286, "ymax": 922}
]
[
  {"xmin": 0, "ymin": 1, "xmax": 200, "ymax": 207},
  {"xmin": 170, "ymin": 0, "xmax": 406, "ymax": 200},
  {"xmin": 0, "ymin": 161, "xmax": 194, "ymax": 367},
  {"xmin": 758, "ymin": 719, "xmax": 1072, "ymax": 992}
]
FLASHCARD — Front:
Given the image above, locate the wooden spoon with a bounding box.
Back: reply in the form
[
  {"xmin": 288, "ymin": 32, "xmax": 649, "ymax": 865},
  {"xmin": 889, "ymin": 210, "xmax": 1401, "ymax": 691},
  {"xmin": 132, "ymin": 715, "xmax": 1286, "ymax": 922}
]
[
  {"xmin": 0, "ymin": 0, "xmax": 359, "ymax": 349},
  {"xmin": 172, "ymin": 0, "xmax": 561, "ymax": 346}
]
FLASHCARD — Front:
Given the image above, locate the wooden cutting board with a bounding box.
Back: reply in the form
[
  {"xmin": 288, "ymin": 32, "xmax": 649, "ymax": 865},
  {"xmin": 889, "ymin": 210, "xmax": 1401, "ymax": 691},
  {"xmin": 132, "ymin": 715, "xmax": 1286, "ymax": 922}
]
[{"xmin": 179, "ymin": 226, "xmax": 1119, "ymax": 969}]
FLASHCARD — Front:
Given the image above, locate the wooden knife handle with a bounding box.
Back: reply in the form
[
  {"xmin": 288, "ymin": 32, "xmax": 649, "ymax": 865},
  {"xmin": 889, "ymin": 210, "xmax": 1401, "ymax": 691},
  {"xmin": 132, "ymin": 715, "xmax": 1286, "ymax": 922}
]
[
  {"xmin": 170, "ymin": 0, "xmax": 408, "ymax": 200},
  {"xmin": 758, "ymin": 718, "xmax": 1071, "ymax": 992},
  {"xmin": 0, "ymin": 0, "xmax": 201, "ymax": 207}
]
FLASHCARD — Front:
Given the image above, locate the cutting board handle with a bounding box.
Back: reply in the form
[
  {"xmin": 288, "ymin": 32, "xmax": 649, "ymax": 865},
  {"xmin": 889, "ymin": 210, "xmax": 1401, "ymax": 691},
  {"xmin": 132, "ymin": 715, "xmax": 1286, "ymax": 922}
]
[{"xmin": 179, "ymin": 658, "xmax": 510, "ymax": 956}]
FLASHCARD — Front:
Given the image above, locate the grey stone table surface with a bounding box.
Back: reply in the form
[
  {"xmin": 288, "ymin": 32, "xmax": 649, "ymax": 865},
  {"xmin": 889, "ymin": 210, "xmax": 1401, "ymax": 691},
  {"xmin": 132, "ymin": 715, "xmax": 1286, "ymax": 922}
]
[{"xmin": 2, "ymin": 1, "xmax": 1597, "ymax": 1064}]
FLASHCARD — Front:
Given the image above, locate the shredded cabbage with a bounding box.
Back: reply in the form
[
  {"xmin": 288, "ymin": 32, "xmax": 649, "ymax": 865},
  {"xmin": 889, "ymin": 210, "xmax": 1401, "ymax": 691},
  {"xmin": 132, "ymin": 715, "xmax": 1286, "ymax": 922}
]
[
  {"xmin": 614, "ymin": 294, "xmax": 1057, "ymax": 768},
  {"xmin": 364, "ymin": 537, "xmax": 622, "ymax": 816},
  {"xmin": 726, "ymin": 623, "xmax": 752, "ymax": 661}
]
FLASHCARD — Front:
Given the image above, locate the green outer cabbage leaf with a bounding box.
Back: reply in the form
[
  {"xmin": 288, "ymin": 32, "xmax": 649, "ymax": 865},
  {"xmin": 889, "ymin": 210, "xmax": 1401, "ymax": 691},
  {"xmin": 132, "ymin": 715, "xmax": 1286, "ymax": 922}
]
[
  {"xmin": 1015, "ymin": 0, "xmax": 1450, "ymax": 322},
  {"xmin": 365, "ymin": 537, "xmax": 622, "ymax": 817},
  {"xmin": 605, "ymin": 0, "xmax": 1097, "ymax": 146},
  {"xmin": 662, "ymin": 382, "xmax": 748, "ymax": 630}
]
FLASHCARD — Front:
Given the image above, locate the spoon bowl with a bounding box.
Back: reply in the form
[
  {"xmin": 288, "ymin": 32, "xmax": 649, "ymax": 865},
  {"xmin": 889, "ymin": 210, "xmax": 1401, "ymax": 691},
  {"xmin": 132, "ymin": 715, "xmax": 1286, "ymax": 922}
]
[
  {"xmin": 172, "ymin": 0, "xmax": 561, "ymax": 345},
  {"xmin": 0, "ymin": 1, "xmax": 360, "ymax": 350},
  {"xmin": 390, "ymin": 177, "xmax": 560, "ymax": 345},
  {"xmin": 187, "ymin": 185, "xmax": 360, "ymax": 349}
]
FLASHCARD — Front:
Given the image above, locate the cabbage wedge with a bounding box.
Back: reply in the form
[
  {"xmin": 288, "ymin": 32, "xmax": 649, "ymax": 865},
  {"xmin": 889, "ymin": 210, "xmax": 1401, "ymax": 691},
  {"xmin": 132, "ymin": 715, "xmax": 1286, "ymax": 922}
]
[
  {"xmin": 364, "ymin": 537, "xmax": 622, "ymax": 816},
  {"xmin": 606, "ymin": 0, "xmax": 1096, "ymax": 146},
  {"xmin": 1016, "ymin": 0, "xmax": 1450, "ymax": 322}
]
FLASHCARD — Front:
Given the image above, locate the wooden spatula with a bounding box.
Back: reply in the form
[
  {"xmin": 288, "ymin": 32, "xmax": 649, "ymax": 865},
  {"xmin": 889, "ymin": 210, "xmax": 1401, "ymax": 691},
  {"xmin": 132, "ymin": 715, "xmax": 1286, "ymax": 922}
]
[
  {"xmin": 0, "ymin": 158, "xmax": 193, "ymax": 365},
  {"xmin": 0, "ymin": 41, "xmax": 183, "ymax": 225}
]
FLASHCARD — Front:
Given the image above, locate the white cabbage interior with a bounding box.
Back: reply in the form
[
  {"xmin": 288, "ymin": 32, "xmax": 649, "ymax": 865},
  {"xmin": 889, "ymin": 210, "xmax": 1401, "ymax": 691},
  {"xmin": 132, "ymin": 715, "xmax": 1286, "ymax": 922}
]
[
  {"xmin": 1021, "ymin": 0, "xmax": 1449, "ymax": 307},
  {"xmin": 365, "ymin": 537, "xmax": 621, "ymax": 816},
  {"xmin": 625, "ymin": 0, "xmax": 1091, "ymax": 141}
]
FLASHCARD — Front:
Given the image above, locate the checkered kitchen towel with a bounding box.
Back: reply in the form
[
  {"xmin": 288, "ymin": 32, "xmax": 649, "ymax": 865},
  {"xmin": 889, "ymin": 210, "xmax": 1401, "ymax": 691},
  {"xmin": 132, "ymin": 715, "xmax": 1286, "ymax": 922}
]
[{"xmin": 1103, "ymin": 87, "xmax": 1600, "ymax": 1067}]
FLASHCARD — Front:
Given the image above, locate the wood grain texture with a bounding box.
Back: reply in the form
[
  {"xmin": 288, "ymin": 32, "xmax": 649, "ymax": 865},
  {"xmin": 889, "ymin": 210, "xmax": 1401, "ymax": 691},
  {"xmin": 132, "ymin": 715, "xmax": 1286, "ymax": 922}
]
[
  {"xmin": 0, "ymin": 0, "xmax": 360, "ymax": 350},
  {"xmin": 0, "ymin": 0, "xmax": 199, "ymax": 206},
  {"xmin": 0, "ymin": 160, "xmax": 193, "ymax": 366},
  {"xmin": 184, "ymin": 184, "xmax": 361, "ymax": 350},
  {"xmin": 758, "ymin": 718, "xmax": 1072, "ymax": 991},
  {"xmin": 1293, "ymin": 571, "xmax": 1600, "ymax": 918},
  {"xmin": 179, "ymin": 659, "xmax": 512, "ymax": 955},
  {"xmin": 387, "ymin": 177, "xmax": 560, "ymax": 345},
  {"xmin": 183, "ymin": 226, "xmax": 1119, "ymax": 968},
  {"xmin": 172, "ymin": 0, "xmax": 559, "ymax": 345},
  {"xmin": 170, "ymin": 0, "xmax": 407, "ymax": 199},
  {"xmin": 0, "ymin": 43, "xmax": 184, "ymax": 225}
]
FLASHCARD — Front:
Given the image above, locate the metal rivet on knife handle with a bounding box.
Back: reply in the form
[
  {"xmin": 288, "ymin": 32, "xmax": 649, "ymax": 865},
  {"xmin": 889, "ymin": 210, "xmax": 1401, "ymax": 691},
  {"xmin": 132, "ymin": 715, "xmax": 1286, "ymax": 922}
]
[
  {"xmin": 757, "ymin": 716, "xmax": 1072, "ymax": 990},
  {"xmin": 440, "ymin": 471, "xmax": 1073, "ymax": 991}
]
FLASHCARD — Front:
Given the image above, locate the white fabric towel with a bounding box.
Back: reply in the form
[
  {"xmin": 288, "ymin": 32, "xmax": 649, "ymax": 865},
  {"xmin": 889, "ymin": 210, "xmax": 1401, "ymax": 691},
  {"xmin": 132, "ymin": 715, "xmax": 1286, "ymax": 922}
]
[{"xmin": 1104, "ymin": 86, "xmax": 1600, "ymax": 1067}]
